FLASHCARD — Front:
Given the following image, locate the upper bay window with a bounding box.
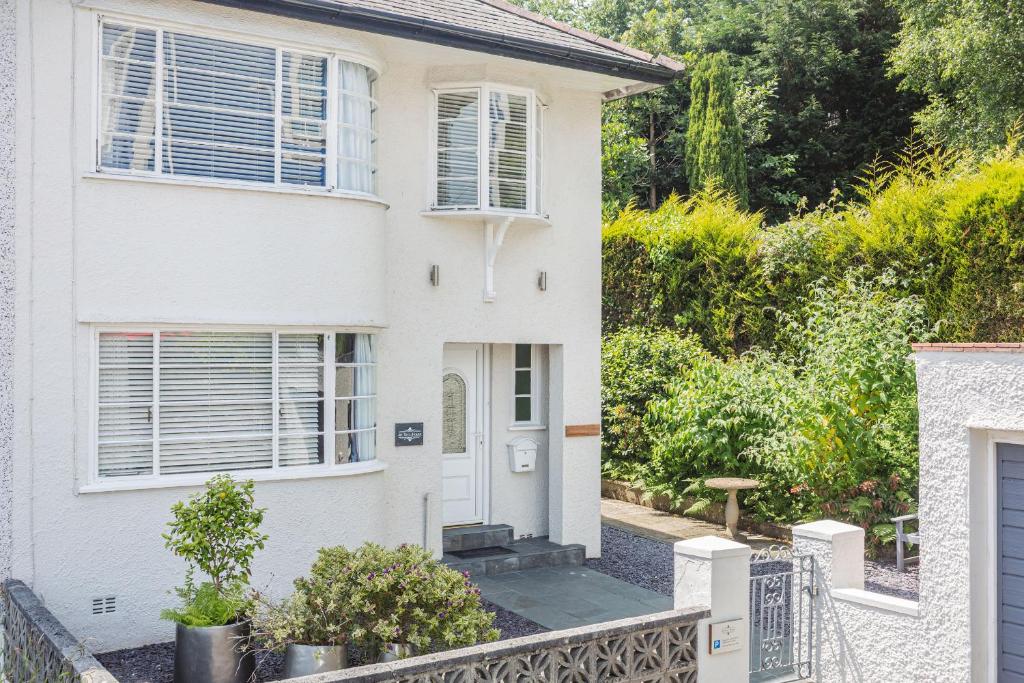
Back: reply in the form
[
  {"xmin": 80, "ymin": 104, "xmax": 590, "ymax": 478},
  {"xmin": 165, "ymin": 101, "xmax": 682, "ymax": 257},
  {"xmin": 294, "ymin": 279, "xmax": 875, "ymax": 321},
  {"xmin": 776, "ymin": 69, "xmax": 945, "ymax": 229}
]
[
  {"xmin": 434, "ymin": 86, "xmax": 544, "ymax": 214},
  {"xmin": 98, "ymin": 21, "xmax": 378, "ymax": 194}
]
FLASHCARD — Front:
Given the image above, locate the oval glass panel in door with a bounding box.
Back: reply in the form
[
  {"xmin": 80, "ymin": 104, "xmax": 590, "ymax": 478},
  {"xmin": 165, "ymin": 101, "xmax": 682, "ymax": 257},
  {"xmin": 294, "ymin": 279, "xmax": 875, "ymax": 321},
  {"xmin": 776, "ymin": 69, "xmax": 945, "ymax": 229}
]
[{"xmin": 442, "ymin": 373, "xmax": 466, "ymax": 455}]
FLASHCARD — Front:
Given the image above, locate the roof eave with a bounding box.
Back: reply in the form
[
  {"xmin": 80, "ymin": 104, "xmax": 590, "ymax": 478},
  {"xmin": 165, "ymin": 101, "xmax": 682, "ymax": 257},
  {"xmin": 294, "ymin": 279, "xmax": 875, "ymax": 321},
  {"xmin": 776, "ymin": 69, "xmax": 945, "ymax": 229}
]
[{"xmin": 196, "ymin": 0, "xmax": 684, "ymax": 85}]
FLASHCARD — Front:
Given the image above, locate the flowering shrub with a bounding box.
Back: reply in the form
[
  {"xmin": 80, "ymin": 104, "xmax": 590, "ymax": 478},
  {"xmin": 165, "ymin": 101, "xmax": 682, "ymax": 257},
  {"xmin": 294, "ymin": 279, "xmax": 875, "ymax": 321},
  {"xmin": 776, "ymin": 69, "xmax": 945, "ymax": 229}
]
[{"xmin": 306, "ymin": 543, "xmax": 498, "ymax": 655}]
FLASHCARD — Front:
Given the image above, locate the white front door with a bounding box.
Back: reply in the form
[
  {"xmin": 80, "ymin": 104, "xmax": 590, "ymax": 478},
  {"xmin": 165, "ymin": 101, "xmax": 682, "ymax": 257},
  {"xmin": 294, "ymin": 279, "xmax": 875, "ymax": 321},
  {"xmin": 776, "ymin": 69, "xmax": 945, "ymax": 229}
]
[{"xmin": 442, "ymin": 344, "xmax": 485, "ymax": 526}]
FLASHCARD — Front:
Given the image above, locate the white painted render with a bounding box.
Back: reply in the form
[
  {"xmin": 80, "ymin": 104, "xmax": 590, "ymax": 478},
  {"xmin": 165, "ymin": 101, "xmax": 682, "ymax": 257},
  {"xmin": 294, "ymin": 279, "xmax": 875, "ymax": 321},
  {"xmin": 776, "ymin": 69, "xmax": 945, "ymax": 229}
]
[
  {"xmin": 0, "ymin": 0, "xmax": 14, "ymax": 584},
  {"xmin": 777, "ymin": 350, "xmax": 1024, "ymax": 682},
  {"xmin": 10, "ymin": 0, "xmax": 616, "ymax": 650}
]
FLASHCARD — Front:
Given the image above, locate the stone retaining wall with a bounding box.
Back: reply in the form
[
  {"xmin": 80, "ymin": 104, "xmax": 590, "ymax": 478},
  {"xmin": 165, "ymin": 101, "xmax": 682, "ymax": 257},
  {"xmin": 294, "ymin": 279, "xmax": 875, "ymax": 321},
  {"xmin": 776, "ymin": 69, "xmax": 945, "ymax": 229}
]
[
  {"xmin": 289, "ymin": 608, "xmax": 707, "ymax": 683},
  {"xmin": 2, "ymin": 579, "xmax": 118, "ymax": 683},
  {"xmin": 602, "ymin": 479, "xmax": 791, "ymax": 541}
]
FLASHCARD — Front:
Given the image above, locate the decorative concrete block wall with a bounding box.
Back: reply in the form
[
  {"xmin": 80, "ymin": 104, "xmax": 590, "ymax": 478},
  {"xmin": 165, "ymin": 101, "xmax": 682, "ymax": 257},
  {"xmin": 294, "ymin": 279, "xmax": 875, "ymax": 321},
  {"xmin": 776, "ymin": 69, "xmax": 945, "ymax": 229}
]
[
  {"xmin": 2, "ymin": 580, "xmax": 117, "ymax": 683},
  {"xmin": 0, "ymin": 0, "xmax": 14, "ymax": 583}
]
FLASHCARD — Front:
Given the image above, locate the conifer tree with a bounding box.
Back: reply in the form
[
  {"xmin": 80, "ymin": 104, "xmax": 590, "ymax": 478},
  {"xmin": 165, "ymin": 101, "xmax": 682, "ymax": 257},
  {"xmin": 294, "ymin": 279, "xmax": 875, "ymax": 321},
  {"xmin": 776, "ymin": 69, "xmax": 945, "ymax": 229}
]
[{"xmin": 686, "ymin": 53, "xmax": 749, "ymax": 208}]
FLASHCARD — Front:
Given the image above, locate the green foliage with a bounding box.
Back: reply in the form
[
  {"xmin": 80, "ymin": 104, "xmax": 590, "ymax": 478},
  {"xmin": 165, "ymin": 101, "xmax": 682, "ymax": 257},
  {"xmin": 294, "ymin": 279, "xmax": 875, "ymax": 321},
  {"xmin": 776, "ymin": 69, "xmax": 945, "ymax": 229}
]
[
  {"xmin": 252, "ymin": 559, "xmax": 356, "ymax": 649},
  {"xmin": 304, "ymin": 544, "xmax": 499, "ymax": 655},
  {"xmin": 686, "ymin": 53, "xmax": 748, "ymax": 208},
  {"xmin": 889, "ymin": 0, "xmax": 1024, "ymax": 153},
  {"xmin": 601, "ymin": 117, "xmax": 649, "ymax": 220},
  {"xmin": 646, "ymin": 272, "xmax": 926, "ymax": 551},
  {"xmin": 162, "ymin": 475, "xmax": 268, "ymax": 623},
  {"xmin": 601, "ymin": 327, "xmax": 709, "ymax": 477},
  {"xmin": 161, "ymin": 581, "xmax": 251, "ymax": 627},
  {"xmin": 602, "ymin": 189, "xmax": 765, "ymax": 354},
  {"xmin": 509, "ymin": 0, "xmax": 920, "ymax": 219}
]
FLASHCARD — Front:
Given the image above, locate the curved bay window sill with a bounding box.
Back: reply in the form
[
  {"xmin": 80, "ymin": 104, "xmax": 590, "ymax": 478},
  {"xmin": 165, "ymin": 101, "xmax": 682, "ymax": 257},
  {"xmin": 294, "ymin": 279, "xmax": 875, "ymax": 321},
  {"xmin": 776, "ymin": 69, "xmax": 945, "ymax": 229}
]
[
  {"xmin": 82, "ymin": 172, "xmax": 390, "ymax": 209},
  {"xmin": 420, "ymin": 209, "xmax": 552, "ymax": 228},
  {"xmin": 77, "ymin": 460, "xmax": 388, "ymax": 494}
]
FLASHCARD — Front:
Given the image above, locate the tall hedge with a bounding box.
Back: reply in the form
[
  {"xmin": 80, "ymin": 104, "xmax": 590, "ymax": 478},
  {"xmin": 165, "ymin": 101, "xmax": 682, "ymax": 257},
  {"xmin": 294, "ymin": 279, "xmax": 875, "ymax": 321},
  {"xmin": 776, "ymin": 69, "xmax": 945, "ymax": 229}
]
[{"xmin": 602, "ymin": 149, "xmax": 1024, "ymax": 356}]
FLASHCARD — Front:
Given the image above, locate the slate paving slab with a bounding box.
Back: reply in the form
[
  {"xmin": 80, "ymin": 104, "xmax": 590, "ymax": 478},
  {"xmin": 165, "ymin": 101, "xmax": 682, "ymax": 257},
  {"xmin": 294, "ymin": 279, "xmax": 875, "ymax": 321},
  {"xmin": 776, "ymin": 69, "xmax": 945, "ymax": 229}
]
[{"xmin": 473, "ymin": 565, "xmax": 673, "ymax": 631}]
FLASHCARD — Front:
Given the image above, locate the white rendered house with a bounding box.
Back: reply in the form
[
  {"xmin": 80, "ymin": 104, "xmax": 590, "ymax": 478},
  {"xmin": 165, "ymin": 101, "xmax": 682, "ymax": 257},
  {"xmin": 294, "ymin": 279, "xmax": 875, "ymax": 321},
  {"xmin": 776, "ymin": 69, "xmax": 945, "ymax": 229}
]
[{"xmin": 0, "ymin": 0, "xmax": 683, "ymax": 651}]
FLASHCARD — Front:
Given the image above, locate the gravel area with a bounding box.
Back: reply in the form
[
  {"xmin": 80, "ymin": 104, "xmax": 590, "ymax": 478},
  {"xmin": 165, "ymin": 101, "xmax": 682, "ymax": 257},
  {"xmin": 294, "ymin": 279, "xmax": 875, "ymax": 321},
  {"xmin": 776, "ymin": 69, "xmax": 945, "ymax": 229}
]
[
  {"xmin": 587, "ymin": 524, "xmax": 920, "ymax": 601},
  {"xmin": 585, "ymin": 525, "xmax": 675, "ymax": 596}
]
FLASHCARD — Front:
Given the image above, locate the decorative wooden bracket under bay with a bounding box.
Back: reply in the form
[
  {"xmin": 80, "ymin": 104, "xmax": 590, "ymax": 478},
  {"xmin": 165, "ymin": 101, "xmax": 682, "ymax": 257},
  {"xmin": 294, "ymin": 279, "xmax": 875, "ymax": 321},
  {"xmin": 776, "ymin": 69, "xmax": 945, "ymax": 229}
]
[{"xmin": 483, "ymin": 216, "xmax": 514, "ymax": 302}]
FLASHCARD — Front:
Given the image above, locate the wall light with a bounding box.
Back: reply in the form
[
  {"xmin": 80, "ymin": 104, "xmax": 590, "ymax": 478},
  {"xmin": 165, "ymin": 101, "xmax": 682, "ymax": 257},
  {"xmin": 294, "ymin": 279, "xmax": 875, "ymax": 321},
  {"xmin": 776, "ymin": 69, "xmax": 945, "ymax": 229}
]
[
  {"xmin": 430, "ymin": 264, "xmax": 440, "ymax": 287},
  {"xmin": 538, "ymin": 271, "xmax": 548, "ymax": 292}
]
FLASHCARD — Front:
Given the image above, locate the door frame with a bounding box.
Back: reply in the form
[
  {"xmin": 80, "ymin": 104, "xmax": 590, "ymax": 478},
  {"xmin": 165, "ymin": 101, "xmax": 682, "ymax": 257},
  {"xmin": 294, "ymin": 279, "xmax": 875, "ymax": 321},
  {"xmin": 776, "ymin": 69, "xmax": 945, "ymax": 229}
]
[
  {"xmin": 986, "ymin": 431, "xmax": 1024, "ymax": 682},
  {"xmin": 441, "ymin": 343, "xmax": 491, "ymax": 527}
]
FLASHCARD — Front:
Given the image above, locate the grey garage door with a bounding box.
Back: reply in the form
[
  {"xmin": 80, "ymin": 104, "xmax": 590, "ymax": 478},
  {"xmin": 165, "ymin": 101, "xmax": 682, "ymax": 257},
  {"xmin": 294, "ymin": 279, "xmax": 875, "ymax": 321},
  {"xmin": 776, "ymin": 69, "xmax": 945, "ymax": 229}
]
[{"xmin": 999, "ymin": 443, "xmax": 1024, "ymax": 681}]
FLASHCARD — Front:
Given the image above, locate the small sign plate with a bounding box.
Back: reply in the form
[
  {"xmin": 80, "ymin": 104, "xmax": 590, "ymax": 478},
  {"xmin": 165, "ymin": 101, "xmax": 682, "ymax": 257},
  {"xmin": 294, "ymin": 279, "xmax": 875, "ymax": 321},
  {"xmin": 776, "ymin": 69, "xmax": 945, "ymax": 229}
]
[
  {"xmin": 709, "ymin": 619, "xmax": 743, "ymax": 655},
  {"xmin": 395, "ymin": 422, "xmax": 424, "ymax": 446}
]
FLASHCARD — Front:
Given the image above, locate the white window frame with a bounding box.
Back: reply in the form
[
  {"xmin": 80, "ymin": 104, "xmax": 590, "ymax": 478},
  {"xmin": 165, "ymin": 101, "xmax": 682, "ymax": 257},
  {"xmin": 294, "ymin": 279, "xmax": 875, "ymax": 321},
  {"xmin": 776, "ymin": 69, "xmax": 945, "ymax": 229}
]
[
  {"xmin": 511, "ymin": 343, "xmax": 542, "ymax": 427},
  {"xmin": 93, "ymin": 15, "xmax": 381, "ymax": 198},
  {"xmin": 431, "ymin": 83, "xmax": 542, "ymax": 215},
  {"xmin": 84, "ymin": 325, "xmax": 383, "ymax": 493}
]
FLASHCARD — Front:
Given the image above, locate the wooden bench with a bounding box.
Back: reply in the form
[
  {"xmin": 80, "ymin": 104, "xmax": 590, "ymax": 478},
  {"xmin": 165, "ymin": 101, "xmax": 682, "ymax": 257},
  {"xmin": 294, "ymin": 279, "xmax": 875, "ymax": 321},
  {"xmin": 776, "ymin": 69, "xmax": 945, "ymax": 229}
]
[{"xmin": 893, "ymin": 513, "xmax": 920, "ymax": 571}]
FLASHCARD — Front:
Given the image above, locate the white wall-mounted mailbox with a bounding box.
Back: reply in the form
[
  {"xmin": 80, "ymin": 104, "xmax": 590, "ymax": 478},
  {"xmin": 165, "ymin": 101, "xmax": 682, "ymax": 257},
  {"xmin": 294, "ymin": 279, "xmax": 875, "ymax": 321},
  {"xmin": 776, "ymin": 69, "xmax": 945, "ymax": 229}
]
[{"xmin": 507, "ymin": 437, "xmax": 538, "ymax": 473}]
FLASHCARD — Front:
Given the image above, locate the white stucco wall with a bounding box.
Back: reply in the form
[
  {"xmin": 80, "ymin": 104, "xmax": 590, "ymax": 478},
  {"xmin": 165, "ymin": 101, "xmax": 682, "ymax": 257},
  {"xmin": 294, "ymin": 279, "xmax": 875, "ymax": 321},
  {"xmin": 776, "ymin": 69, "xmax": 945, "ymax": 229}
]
[
  {"xmin": 915, "ymin": 349, "xmax": 1024, "ymax": 682},
  {"xmin": 12, "ymin": 0, "xmax": 611, "ymax": 651},
  {"xmin": 781, "ymin": 349, "xmax": 1024, "ymax": 682},
  {"xmin": 0, "ymin": 0, "xmax": 14, "ymax": 583}
]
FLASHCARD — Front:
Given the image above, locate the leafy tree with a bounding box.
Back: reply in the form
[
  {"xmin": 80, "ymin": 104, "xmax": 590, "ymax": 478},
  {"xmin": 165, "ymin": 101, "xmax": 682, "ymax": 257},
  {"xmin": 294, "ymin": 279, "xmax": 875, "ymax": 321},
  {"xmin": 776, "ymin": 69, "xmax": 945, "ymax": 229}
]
[
  {"xmin": 889, "ymin": 0, "xmax": 1024, "ymax": 153},
  {"xmin": 508, "ymin": 0, "xmax": 920, "ymax": 220},
  {"xmin": 686, "ymin": 53, "xmax": 748, "ymax": 207}
]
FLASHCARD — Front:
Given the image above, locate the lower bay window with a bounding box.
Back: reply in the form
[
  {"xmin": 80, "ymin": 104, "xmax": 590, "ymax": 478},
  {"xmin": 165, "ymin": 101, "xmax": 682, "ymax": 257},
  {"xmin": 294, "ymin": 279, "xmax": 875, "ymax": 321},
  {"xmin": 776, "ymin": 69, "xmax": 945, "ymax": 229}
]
[{"xmin": 95, "ymin": 329, "xmax": 377, "ymax": 482}]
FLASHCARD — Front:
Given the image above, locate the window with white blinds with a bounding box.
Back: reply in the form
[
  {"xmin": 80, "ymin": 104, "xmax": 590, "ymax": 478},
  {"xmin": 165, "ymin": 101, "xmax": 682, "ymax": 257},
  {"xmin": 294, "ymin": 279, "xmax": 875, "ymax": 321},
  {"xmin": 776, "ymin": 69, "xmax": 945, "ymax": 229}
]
[
  {"xmin": 433, "ymin": 86, "xmax": 542, "ymax": 213},
  {"xmin": 95, "ymin": 330, "xmax": 377, "ymax": 480},
  {"xmin": 99, "ymin": 21, "xmax": 378, "ymax": 194}
]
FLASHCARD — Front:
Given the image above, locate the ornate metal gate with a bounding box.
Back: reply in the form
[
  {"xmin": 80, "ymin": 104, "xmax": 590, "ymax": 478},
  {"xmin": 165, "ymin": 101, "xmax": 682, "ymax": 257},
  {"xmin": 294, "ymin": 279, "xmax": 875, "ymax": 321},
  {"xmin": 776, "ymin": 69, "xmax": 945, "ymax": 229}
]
[{"xmin": 749, "ymin": 546, "xmax": 815, "ymax": 681}]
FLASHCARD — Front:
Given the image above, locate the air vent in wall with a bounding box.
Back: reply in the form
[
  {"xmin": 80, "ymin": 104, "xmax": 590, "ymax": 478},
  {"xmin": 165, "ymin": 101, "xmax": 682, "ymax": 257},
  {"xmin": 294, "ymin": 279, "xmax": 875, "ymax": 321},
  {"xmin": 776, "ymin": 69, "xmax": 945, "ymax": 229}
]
[{"xmin": 92, "ymin": 596, "xmax": 116, "ymax": 615}]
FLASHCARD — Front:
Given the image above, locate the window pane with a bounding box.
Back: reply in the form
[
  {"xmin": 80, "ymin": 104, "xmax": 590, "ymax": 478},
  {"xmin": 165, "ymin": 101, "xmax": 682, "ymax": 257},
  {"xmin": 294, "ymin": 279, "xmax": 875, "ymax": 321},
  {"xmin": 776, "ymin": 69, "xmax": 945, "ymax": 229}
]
[
  {"xmin": 442, "ymin": 372, "xmax": 466, "ymax": 455},
  {"xmin": 280, "ymin": 434, "xmax": 324, "ymax": 467},
  {"xmin": 515, "ymin": 369, "xmax": 531, "ymax": 395},
  {"xmin": 488, "ymin": 91, "xmax": 529, "ymax": 210},
  {"xmin": 336, "ymin": 429, "xmax": 375, "ymax": 464},
  {"xmin": 281, "ymin": 52, "xmax": 327, "ymax": 186},
  {"xmin": 100, "ymin": 25, "xmax": 157, "ymax": 171},
  {"xmin": 436, "ymin": 91, "xmax": 480, "ymax": 208},
  {"xmin": 280, "ymin": 400, "xmax": 324, "ymax": 433},
  {"xmin": 280, "ymin": 366, "xmax": 323, "ymax": 399},
  {"xmin": 97, "ymin": 332, "xmax": 155, "ymax": 477},
  {"xmin": 156, "ymin": 331, "xmax": 274, "ymax": 473},
  {"xmin": 159, "ymin": 437, "xmax": 273, "ymax": 474},
  {"xmin": 337, "ymin": 61, "xmax": 377, "ymax": 193},
  {"xmin": 335, "ymin": 398, "xmax": 375, "ymax": 431},
  {"xmin": 336, "ymin": 333, "xmax": 376, "ymax": 363},
  {"xmin": 98, "ymin": 441, "xmax": 153, "ymax": 478},
  {"xmin": 515, "ymin": 343, "xmax": 532, "ymax": 368},
  {"xmin": 162, "ymin": 31, "xmax": 276, "ymax": 183},
  {"xmin": 279, "ymin": 334, "xmax": 324, "ymax": 363},
  {"xmin": 515, "ymin": 396, "xmax": 532, "ymax": 423}
]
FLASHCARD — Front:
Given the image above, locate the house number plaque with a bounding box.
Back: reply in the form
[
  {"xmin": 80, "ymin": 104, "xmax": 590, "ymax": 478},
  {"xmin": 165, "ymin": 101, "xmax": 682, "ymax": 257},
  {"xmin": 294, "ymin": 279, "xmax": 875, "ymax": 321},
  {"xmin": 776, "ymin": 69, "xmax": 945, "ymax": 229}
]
[
  {"xmin": 395, "ymin": 423, "xmax": 424, "ymax": 446},
  {"xmin": 708, "ymin": 619, "xmax": 742, "ymax": 655}
]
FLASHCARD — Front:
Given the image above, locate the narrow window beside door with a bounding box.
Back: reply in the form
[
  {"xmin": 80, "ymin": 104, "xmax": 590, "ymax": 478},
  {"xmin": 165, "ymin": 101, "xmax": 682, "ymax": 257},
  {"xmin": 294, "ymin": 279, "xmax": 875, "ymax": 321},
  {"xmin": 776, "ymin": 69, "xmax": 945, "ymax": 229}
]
[{"xmin": 513, "ymin": 343, "xmax": 535, "ymax": 424}]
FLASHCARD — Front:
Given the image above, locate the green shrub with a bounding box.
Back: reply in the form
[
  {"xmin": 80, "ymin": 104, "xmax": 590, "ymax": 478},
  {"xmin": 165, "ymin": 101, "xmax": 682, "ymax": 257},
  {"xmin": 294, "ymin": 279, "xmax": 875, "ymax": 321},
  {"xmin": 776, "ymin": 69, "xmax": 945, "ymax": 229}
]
[
  {"xmin": 601, "ymin": 327, "xmax": 708, "ymax": 479},
  {"xmin": 646, "ymin": 273, "xmax": 927, "ymax": 552},
  {"xmin": 162, "ymin": 475, "xmax": 268, "ymax": 626},
  {"xmin": 252, "ymin": 560, "xmax": 354, "ymax": 649},
  {"xmin": 307, "ymin": 543, "xmax": 498, "ymax": 656}
]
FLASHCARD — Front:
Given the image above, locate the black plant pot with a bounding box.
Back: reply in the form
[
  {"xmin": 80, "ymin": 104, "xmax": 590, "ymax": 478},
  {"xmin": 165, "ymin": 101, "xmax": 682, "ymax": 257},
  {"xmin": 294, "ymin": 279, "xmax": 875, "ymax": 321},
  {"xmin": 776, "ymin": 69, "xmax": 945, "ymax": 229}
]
[{"xmin": 174, "ymin": 621, "xmax": 255, "ymax": 683}]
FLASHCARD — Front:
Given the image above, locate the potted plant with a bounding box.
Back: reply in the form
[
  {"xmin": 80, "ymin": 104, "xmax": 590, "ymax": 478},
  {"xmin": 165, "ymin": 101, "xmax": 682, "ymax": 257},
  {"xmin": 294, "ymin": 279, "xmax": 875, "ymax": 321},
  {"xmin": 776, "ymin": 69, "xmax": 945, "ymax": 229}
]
[
  {"xmin": 251, "ymin": 567, "xmax": 353, "ymax": 676},
  {"xmin": 310, "ymin": 543, "xmax": 499, "ymax": 661},
  {"xmin": 161, "ymin": 475, "xmax": 268, "ymax": 683}
]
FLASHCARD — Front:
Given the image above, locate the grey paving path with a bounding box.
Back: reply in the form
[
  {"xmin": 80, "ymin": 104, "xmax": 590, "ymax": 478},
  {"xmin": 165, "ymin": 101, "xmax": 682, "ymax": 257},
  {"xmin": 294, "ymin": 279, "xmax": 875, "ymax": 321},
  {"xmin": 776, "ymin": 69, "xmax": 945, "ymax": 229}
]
[{"xmin": 473, "ymin": 565, "xmax": 672, "ymax": 631}]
